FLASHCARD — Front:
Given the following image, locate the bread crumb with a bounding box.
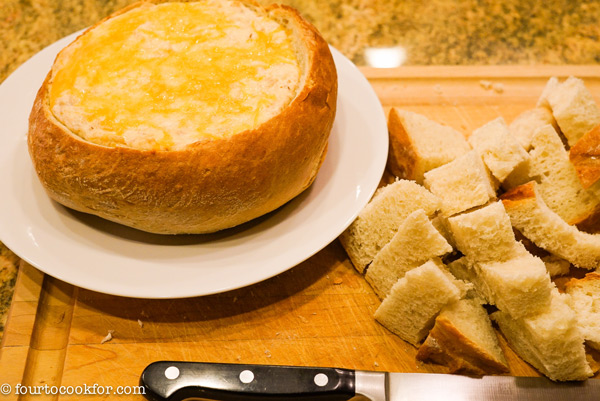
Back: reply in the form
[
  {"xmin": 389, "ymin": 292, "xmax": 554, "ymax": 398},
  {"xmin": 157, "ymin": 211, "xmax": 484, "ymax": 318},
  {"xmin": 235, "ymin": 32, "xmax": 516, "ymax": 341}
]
[
  {"xmin": 137, "ymin": 319, "xmax": 144, "ymax": 328},
  {"xmin": 333, "ymin": 277, "xmax": 343, "ymax": 285},
  {"xmin": 373, "ymin": 361, "xmax": 379, "ymax": 367},
  {"xmin": 492, "ymin": 83, "xmax": 505, "ymax": 93},
  {"xmin": 298, "ymin": 315, "xmax": 309, "ymax": 323},
  {"xmin": 433, "ymin": 84, "xmax": 443, "ymax": 94},
  {"xmin": 265, "ymin": 350, "xmax": 272, "ymax": 358},
  {"xmin": 480, "ymin": 80, "xmax": 493, "ymax": 90},
  {"xmin": 101, "ymin": 330, "xmax": 115, "ymax": 344},
  {"xmin": 233, "ymin": 296, "xmax": 238, "ymax": 303}
]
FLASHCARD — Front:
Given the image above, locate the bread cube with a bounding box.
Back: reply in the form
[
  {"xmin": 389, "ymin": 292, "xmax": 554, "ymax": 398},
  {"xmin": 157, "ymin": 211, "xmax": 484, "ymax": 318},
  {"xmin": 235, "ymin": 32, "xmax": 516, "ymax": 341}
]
[
  {"xmin": 365, "ymin": 209, "xmax": 452, "ymax": 299},
  {"xmin": 423, "ymin": 151, "xmax": 496, "ymax": 216},
  {"xmin": 492, "ymin": 290, "xmax": 592, "ymax": 381},
  {"xmin": 339, "ymin": 180, "xmax": 441, "ymax": 273},
  {"xmin": 374, "ymin": 260, "xmax": 467, "ymax": 346},
  {"xmin": 469, "ymin": 117, "xmax": 529, "ymax": 183},
  {"xmin": 387, "ymin": 108, "xmax": 471, "ymax": 184},
  {"xmin": 540, "ymin": 76, "xmax": 600, "ymax": 146}
]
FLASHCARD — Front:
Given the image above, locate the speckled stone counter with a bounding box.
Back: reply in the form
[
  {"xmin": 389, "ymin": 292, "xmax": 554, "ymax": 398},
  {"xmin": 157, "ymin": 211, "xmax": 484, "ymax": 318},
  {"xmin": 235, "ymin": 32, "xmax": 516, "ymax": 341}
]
[{"xmin": 1, "ymin": 0, "xmax": 600, "ymax": 340}]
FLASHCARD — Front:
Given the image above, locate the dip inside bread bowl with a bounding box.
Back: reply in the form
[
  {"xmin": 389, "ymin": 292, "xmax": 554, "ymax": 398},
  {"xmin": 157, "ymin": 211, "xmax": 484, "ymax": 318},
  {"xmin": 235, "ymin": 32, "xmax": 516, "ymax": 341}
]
[{"xmin": 28, "ymin": 0, "xmax": 337, "ymax": 234}]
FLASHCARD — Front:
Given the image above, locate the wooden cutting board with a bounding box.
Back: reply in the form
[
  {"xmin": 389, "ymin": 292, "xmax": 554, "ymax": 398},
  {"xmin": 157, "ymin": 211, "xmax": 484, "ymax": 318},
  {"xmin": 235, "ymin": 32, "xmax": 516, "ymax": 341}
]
[{"xmin": 1, "ymin": 66, "xmax": 600, "ymax": 400}]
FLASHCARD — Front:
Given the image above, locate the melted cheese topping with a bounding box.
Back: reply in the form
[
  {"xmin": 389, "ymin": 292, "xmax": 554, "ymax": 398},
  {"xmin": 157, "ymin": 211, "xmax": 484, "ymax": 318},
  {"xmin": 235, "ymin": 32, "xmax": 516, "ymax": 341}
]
[{"xmin": 49, "ymin": 1, "xmax": 301, "ymax": 151}]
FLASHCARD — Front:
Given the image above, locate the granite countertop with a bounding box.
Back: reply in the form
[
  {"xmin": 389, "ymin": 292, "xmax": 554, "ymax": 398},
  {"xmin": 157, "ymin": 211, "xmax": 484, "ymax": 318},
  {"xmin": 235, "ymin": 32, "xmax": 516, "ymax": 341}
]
[{"xmin": 1, "ymin": 0, "xmax": 599, "ymax": 339}]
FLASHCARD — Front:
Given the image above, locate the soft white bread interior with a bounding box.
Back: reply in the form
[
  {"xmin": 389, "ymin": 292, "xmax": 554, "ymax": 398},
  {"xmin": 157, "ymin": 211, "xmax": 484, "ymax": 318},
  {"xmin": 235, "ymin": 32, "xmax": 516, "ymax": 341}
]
[
  {"xmin": 492, "ymin": 289, "xmax": 593, "ymax": 381},
  {"xmin": 468, "ymin": 117, "xmax": 529, "ymax": 183},
  {"xmin": 423, "ymin": 150, "xmax": 496, "ymax": 216},
  {"xmin": 536, "ymin": 76, "xmax": 560, "ymax": 110},
  {"xmin": 416, "ymin": 298, "xmax": 509, "ymax": 376},
  {"xmin": 374, "ymin": 259, "xmax": 468, "ymax": 346},
  {"xmin": 339, "ymin": 180, "xmax": 441, "ymax": 273},
  {"xmin": 509, "ymin": 107, "xmax": 559, "ymax": 151},
  {"xmin": 430, "ymin": 214, "xmax": 457, "ymax": 248},
  {"xmin": 447, "ymin": 202, "xmax": 554, "ymax": 318},
  {"xmin": 447, "ymin": 201, "xmax": 521, "ymax": 264},
  {"xmin": 365, "ymin": 209, "xmax": 452, "ymax": 299},
  {"xmin": 501, "ymin": 181, "xmax": 600, "ymax": 269},
  {"xmin": 28, "ymin": 0, "xmax": 337, "ymax": 234},
  {"xmin": 386, "ymin": 108, "xmax": 471, "ymax": 184},
  {"xmin": 449, "ymin": 252, "xmax": 553, "ymax": 319},
  {"xmin": 537, "ymin": 76, "xmax": 600, "ymax": 146},
  {"xmin": 565, "ymin": 272, "xmax": 600, "ymax": 351},
  {"xmin": 504, "ymin": 124, "xmax": 600, "ymax": 228},
  {"xmin": 477, "ymin": 253, "xmax": 553, "ymax": 319}
]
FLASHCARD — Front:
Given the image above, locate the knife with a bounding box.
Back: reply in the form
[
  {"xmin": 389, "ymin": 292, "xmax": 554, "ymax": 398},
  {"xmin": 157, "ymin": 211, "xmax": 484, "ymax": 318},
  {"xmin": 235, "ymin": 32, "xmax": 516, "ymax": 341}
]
[{"xmin": 140, "ymin": 361, "xmax": 600, "ymax": 401}]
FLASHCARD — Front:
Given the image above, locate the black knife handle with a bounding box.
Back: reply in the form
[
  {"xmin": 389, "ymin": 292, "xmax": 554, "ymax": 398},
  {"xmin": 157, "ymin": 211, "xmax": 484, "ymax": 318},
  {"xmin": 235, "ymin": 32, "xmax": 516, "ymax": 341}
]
[{"xmin": 140, "ymin": 361, "xmax": 356, "ymax": 401}]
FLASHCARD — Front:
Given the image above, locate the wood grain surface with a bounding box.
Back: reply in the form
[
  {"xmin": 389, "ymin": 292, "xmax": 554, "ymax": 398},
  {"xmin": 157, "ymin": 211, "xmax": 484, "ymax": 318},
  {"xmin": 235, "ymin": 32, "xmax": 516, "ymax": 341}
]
[{"xmin": 1, "ymin": 66, "xmax": 599, "ymax": 400}]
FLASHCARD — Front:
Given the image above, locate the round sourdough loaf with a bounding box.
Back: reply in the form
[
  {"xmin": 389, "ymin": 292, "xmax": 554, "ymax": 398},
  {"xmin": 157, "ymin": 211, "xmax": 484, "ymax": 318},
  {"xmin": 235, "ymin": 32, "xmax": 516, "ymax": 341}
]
[{"xmin": 28, "ymin": 0, "xmax": 337, "ymax": 234}]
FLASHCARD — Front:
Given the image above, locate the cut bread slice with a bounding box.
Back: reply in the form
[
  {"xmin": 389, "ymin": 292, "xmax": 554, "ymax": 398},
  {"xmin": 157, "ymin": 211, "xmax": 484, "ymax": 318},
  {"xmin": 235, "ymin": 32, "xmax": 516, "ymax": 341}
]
[
  {"xmin": 374, "ymin": 260, "xmax": 467, "ymax": 346},
  {"xmin": 539, "ymin": 76, "xmax": 600, "ymax": 147},
  {"xmin": 468, "ymin": 117, "xmax": 529, "ymax": 183},
  {"xmin": 565, "ymin": 272, "xmax": 600, "ymax": 351},
  {"xmin": 447, "ymin": 201, "xmax": 520, "ymax": 264},
  {"xmin": 491, "ymin": 289, "xmax": 592, "ymax": 381},
  {"xmin": 416, "ymin": 298, "xmax": 509, "ymax": 376},
  {"xmin": 536, "ymin": 76, "xmax": 560, "ymax": 110},
  {"xmin": 447, "ymin": 252, "xmax": 553, "ymax": 320},
  {"xmin": 569, "ymin": 124, "xmax": 600, "ymax": 189},
  {"xmin": 504, "ymin": 124, "xmax": 600, "ymax": 227},
  {"xmin": 509, "ymin": 107, "xmax": 559, "ymax": 151},
  {"xmin": 423, "ymin": 151, "xmax": 496, "ymax": 216},
  {"xmin": 477, "ymin": 252, "xmax": 553, "ymax": 319},
  {"xmin": 365, "ymin": 209, "xmax": 452, "ymax": 299},
  {"xmin": 339, "ymin": 179, "xmax": 441, "ymax": 273},
  {"xmin": 387, "ymin": 108, "xmax": 471, "ymax": 184},
  {"xmin": 501, "ymin": 181, "xmax": 600, "ymax": 269}
]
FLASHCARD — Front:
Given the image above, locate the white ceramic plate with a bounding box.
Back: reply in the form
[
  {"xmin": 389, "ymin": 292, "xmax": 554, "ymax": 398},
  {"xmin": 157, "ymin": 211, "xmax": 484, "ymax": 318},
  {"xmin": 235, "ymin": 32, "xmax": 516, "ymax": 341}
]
[{"xmin": 0, "ymin": 32, "xmax": 388, "ymax": 298}]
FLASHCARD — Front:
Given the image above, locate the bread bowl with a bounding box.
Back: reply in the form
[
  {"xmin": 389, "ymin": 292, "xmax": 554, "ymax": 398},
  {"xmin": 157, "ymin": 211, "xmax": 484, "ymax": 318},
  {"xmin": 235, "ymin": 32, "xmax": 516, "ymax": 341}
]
[{"xmin": 28, "ymin": 0, "xmax": 337, "ymax": 234}]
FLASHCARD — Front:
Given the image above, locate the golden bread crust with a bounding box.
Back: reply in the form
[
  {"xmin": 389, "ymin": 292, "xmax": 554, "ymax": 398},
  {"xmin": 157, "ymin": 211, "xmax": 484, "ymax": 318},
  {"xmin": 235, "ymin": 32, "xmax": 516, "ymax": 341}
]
[
  {"xmin": 500, "ymin": 180, "xmax": 537, "ymax": 206},
  {"xmin": 387, "ymin": 108, "xmax": 418, "ymax": 180},
  {"xmin": 501, "ymin": 181, "xmax": 600, "ymax": 232},
  {"xmin": 28, "ymin": 1, "xmax": 337, "ymax": 234},
  {"xmin": 416, "ymin": 315, "xmax": 509, "ymax": 376},
  {"xmin": 570, "ymin": 124, "xmax": 600, "ymax": 189}
]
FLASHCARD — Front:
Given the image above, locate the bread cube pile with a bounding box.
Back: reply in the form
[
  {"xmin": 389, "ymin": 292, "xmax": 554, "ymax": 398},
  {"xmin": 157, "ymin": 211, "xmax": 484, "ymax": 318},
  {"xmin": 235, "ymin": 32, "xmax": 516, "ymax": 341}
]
[{"xmin": 340, "ymin": 76, "xmax": 600, "ymax": 381}]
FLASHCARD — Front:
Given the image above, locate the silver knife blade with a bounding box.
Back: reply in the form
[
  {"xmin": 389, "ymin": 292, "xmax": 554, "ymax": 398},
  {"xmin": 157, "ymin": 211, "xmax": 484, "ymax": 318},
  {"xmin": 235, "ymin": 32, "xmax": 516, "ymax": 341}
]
[{"xmin": 387, "ymin": 372, "xmax": 599, "ymax": 401}]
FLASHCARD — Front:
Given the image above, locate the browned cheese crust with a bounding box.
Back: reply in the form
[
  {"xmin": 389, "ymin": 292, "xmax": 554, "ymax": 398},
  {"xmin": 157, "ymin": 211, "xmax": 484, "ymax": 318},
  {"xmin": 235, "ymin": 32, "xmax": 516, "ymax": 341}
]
[{"xmin": 27, "ymin": 1, "xmax": 338, "ymax": 234}]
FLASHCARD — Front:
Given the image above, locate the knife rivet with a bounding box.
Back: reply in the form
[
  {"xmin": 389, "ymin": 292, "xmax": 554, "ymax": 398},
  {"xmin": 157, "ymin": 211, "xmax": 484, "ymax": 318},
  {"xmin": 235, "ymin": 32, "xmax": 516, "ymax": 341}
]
[
  {"xmin": 165, "ymin": 366, "xmax": 180, "ymax": 380},
  {"xmin": 314, "ymin": 373, "xmax": 328, "ymax": 387},
  {"xmin": 239, "ymin": 370, "xmax": 254, "ymax": 384}
]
